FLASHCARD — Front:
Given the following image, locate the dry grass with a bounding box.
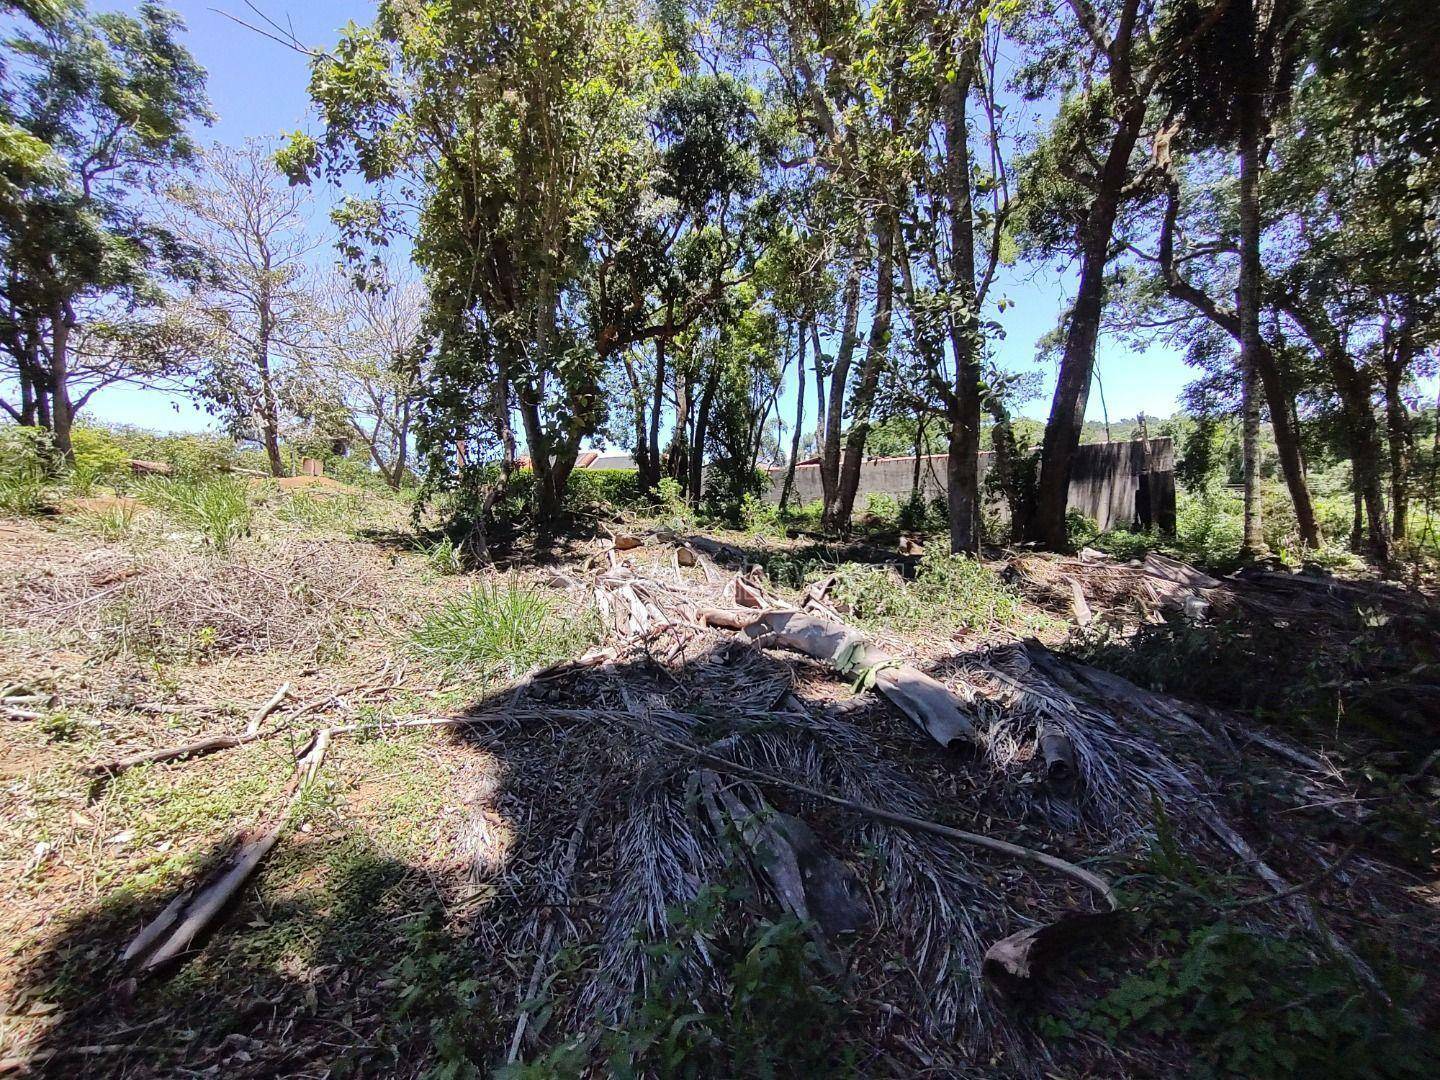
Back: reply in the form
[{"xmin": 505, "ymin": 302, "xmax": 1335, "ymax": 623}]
[{"xmin": 4, "ymin": 539, "xmax": 393, "ymax": 661}]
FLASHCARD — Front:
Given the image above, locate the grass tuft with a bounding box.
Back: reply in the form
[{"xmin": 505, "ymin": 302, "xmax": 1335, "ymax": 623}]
[
  {"xmin": 138, "ymin": 476, "xmax": 253, "ymax": 551},
  {"xmin": 410, "ymin": 579, "xmax": 596, "ymax": 680}
]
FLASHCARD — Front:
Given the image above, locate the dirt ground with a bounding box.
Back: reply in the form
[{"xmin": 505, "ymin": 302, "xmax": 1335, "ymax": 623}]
[{"xmin": 0, "ymin": 495, "xmax": 1436, "ymax": 1077}]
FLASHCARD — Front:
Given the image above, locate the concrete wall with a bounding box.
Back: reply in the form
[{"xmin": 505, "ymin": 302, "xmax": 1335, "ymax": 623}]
[{"xmin": 764, "ymin": 437, "xmax": 1176, "ymax": 534}]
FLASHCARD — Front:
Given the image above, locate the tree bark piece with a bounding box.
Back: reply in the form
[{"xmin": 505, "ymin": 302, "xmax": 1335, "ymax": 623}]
[
  {"xmin": 1038, "ymin": 723, "xmax": 1078, "ymax": 790},
  {"xmin": 697, "ymin": 769, "xmax": 870, "ymax": 945},
  {"xmin": 122, "ymin": 729, "xmax": 332, "ymax": 973},
  {"xmin": 702, "ymin": 607, "xmax": 978, "ymax": 749}
]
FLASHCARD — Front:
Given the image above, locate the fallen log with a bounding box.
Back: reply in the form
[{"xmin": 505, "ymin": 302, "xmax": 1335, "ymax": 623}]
[
  {"xmin": 127, "ymin": 458, "xmax": 173, "ymax": 476},
  {"xmin": 702, "ymin": 606, "xmax": 978, "ymax": 750}
]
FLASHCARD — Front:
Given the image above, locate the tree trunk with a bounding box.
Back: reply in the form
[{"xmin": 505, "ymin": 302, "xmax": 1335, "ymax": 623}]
[
  {"xmin": 391, "ymin": 396, "xmax": 412, "ymax": 490},
  {"xmin": 943, "ymin": 62, "xmax": 982, "ymax": 555},
  {"xmin": 1240, "ymin": 359, "xmax": 1265, "ymax": 556},
  {"xmin": 820, "ymin": 245, "xmax": 866, "ymax": 524},
  {"xmin": 1157, "ymin": 175, "xmax": 1320, "ymax": 548},
  {"xmin": 1237, "ymin": 107, "xmax": 1268, "ymax": 558},
  {"xmin": 255, "ymin": 282, "xmax": 284, "ymax": 477},
  {"xmin": 986, "ymin": 394, "xmax": 1027, "ymax": 539},
  {"xmin": 1252, "ymin": 342, "xmax": 1319, "ymax": 548},
  {"xmin": 1383, "ymin": 331, "xmax": 1414, "ymax": 541},
  {"xmin": 1329, "ymin": 351, "xmax": 1389, "ymax": 561},
  {"xmin": 620, "ymin": 350, "xmax": 651, "ymax": 485},
  {"xmin": 49, "ymin": 311, "xmax": 75, "ymax": 463},
  {"xmin": 831, "ymin": 214, "xmax": 896, "ymax": 531},
  {"xmin": 811, "ymin": 322, "xmax": 827, "ymax": 459},
  {"xmin": 911, "ymin": 417, "xmax": 924, "ymax": 502},
  {"xmin": 779, "ymin": 321, "xmax": 808, "ymax": 512},
  {"xmin": 1032, "ymin": 111, "xmax": 1142, "ymax": 548},
  {"xmin": 688, "ymin": 368, "xmax": 720, "ymax": 505},
  {"xmin": 643, "ymin": 334, "xmax": 667, "ymax": 491},
  {"xmin": 667, "ymin": 367, "xmax": 692, "ymax": 485}
]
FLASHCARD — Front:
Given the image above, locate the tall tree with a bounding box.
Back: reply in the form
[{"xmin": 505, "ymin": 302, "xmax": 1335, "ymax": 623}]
[
  {"xmin": 1021, "ymin": 0, "xmax": 1227, "ymax": 549},
  {"xmin": 1156, "ymin": 0, "xmax": 1316, "ymax": 555},
  {"xmin": 167, "ymin": 140, "xmax": 323, "ymax": 476},
  {"xmin": 321, "ymin": 265, "xmax": 427, "ymax": 489},
  {"xmin": 0, "ymin": 0, "xmax": 211, "ymax": 459}
]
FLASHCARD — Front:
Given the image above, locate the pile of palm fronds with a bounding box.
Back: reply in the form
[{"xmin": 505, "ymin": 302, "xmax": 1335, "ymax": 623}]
[{"xmin": 434, "ymin": 537, "xmax": 1409, "ymax": 1076}]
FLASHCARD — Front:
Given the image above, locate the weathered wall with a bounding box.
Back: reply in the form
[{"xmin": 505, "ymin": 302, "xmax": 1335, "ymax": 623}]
[{"xmin": 764, "ymin": 437, "xmax": 1176, "ymax": 534}]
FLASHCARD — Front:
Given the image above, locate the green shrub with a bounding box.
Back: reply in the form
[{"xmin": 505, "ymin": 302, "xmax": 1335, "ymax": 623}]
[
  {"xmin": 863, "ymin": 492, "xmax": 900, "ymax": 526},
  {"xmin": 1065, "ymin": 508, "xmax": 1100, "ymax": 552},
  {"xmin": 1091, "ymin": 527, "xmax": 1157, "ymax": 561},
  {"xmin": 565, "ymin": 468, "xmax": 644, "ymax": 516},
  {"xmin": 420, "ymin": 535, "xmax": 464, "ymax": 576},
  {"xmin": 410, "ymin": 579, "xmax": 597, "ymax": 680},
  {"xmin": 828, "ymin": 550, "xmax": 1028, "ymax": 635},
  {"xmin": 139, "ymin": 476, "xmax": 253, "ymax": 551},
  {"xmin": 103, "ymin": 426, "xmax": 237, "ymax": 480},
  {"xmin": 897, "ymin": 491, "xmax": 930, "ymax": 532},
  {"xmin": 740, "ymin": 492, "xmax": 786, "ymax": 539},
  {"xmin": 1172, "ymin": 489, "xmax": 1245, "ymax": 570},
  {"xmin": 68, "ymin": 427, "xmax": 130, "ymax": 492},
  {"xmin": 0, "ymin": 426, "xmax": 52, "ymax": 514}
]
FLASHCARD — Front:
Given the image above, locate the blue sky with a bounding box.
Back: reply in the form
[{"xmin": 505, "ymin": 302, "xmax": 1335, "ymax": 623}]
[{"xmin": 76, "ymin": 0, "xmax": 1195, "ymax": 439}]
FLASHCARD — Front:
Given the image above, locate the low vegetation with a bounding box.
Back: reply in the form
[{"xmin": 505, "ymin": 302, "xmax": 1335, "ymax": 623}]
[
  {"xmin": 410, "ymin": 580, "xmax": 599, "ymax": 681},
  {"xmin": 826, "ymin": 550, "xmax": 1034, "ymax": 637}
]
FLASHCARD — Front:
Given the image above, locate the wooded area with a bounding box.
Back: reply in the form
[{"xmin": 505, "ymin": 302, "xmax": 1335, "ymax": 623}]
[{"xmin": 0, "ymin": 0, "xmax": 1436, "ymax": 565}]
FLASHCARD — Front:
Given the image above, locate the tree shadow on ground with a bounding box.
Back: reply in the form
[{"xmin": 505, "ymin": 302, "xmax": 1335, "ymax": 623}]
[
  {"xmin": 8, "ymin": 833, "xmax": 494, "ymax": 1078},
  {"xmin": 14, "ymin": 603, "xmax": 1438, "ymax": 1078}
]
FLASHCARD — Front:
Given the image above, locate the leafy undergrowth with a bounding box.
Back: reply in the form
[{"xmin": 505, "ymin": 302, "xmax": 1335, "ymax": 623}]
[
  {"xmin": 504, "ymin": 884, "xmax": 855, "ymax": 1079},
  {"xmin": 825, "ymin": 550, "xmax": 1044, "ymax": 638},
  {"xmin": 1041, "ymin": 815, "xmax": 1437, "ymax": 1079}
]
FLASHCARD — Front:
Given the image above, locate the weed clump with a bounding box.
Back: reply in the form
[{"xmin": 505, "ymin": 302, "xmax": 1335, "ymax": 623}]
[
  {"xmin": 827, "ymin": 550, "xmax": 1029, "ymax": 636},
  {"xmin": 410, "ymin": 579, "xmax": 596, "ymax": 680}
]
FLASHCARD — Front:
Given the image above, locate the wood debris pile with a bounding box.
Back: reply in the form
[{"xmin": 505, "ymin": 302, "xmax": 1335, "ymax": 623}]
[
  {"xmin": 2, "ymin": 540, "xmax": 387, "ymax": 658},
  {"xmin": 104, "ymin": 531, "xmax": 1427, "ymax": 1075},
  {"xmin": 426, "ymin": 537, "xmax": 1400, "ymax": 1072}
]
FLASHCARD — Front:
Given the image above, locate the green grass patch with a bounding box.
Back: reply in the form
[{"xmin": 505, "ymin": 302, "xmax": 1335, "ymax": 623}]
[
  {"xmin": 410, "ymin": 579, "xmax": 598, "ymax": 680},
  {"xmin": 137, "ymin": 475, "xmax": 254, "ymax": 551}
]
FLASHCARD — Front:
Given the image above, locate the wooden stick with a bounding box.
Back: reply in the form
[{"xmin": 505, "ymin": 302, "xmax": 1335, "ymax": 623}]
[
  {"xmin": 89, "ymin": 732, "xmax": 265, "ymax": 776},
  {"xmin": 245, "ymin": 682, "xmax": 291, "ymax": 736}
]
